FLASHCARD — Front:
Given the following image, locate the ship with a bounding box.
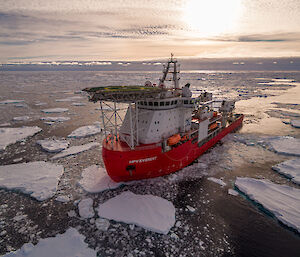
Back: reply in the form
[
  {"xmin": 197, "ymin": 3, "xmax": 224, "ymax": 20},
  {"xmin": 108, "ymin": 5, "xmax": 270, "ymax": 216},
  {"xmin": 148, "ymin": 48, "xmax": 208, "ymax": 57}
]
[{"xmin": 83, "ymin": 55, "xmax": 244, "ymax": 182}]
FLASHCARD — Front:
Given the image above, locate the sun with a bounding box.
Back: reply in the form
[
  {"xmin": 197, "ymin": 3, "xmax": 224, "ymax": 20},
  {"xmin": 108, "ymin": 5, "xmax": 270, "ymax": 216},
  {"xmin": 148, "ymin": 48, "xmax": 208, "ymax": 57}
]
[{"xmin": 182, "ymin": 0, "xmax": 243, "ymax": 37}]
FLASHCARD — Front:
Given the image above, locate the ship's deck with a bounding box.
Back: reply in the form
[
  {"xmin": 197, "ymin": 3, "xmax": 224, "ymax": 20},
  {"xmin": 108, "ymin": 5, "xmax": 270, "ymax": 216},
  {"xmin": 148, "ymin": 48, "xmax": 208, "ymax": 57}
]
[{"xmin": 83, "ymin": 85, "xmax": 167, "ymax": 103}]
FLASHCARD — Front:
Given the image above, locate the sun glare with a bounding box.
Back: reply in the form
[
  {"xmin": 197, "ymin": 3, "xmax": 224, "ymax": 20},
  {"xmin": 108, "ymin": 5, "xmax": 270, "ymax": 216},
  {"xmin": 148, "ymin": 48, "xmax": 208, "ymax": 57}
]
[{"xmin": 182, "ymin": 0, "xmax": 243, "ymax": 37}]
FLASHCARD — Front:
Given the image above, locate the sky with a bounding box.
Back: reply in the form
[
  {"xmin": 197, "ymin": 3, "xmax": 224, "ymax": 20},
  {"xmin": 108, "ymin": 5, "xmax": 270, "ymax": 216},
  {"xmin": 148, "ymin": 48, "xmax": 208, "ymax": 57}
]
[{"xmin": 0, "ymin": 0, "xmax": 300, "ymax": 62}]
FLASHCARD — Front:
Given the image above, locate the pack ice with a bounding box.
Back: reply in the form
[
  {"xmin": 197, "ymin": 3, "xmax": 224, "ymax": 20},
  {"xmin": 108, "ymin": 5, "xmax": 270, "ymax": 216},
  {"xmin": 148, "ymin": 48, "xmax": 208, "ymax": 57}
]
[
  {"xmin": 0, "ymin": 99, "xmax": 24, "ymax": 104},
  {"xmin": 235, "ymin": 177, "xmax": 300, "ymax": 233},
  {"xmin": 2, "ymin": 228, "xmax": 96, "ymax": 257},
  {"xmin": 37, "ymin": 139, "xmax": 69, "ymax": 153},
  {"xmin": 79, "ymin": 165, "xmax": 122, "ymax": 193},
  {"xmin": 0, "ymin": 126, "xmax": 42, "ymax": 151},
  {"xmin": 68, "ymin": 124, "xmax": 101, "ymax": 138},
  {"xmin": 0, "ymin": 161, "xmax": 64, "ymax": 201},
  {"xmin": 97, "ymin": 191, "xmax": 175, "ymax": 234},
  {"xmin": 40, "ymin": 117, "xmax": 70, "ymax": 122},
  {"xmin": 51, "ymin": 142, "xmax": 100, "ymax": 159},
  {"xmin": 291, "ymin": 120, "xmax": 300, "ymax": 128},
  {"xmin": 41, "ymin": 108, "xmax": 69, "ymax": 113},
  {"xmin": 272, "ymin": 159, "xmax": 300, "ymax": 185}
]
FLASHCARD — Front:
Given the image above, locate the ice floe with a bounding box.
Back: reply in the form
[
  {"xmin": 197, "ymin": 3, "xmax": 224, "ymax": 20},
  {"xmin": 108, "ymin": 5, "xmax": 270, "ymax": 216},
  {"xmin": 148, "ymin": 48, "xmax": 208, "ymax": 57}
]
[
  {"xmin": 12, "ymin": 116, "xmax": 30, "ymax": 121},
  {"xmin": 0, "ymin": 126, "xmax": 42, "ymax": 151},
  {"xmin": 272, "ymin": 159, "xmax": 300, "ymax": 185},
  {"xmin": 0, "ymin": 99, "xmax": 24, "ymax": 105},
  {"xmin": 41, "ymin": 108, "xmax": 69, "ymax": 113},
  {"xmin": 207, "ymin": 177, "xmax": 226, "ymax": 187},
  {"xmin": 291, "ymin": 120, "xmax": 300, "ymax": 128},
  {"xmin": 78, "ymin": 165, "xmax": 122, "ymax": 193},
  {"xmin": 235, "ymin": 177, "xmax": 300, "ymax": 233},
  {"xmin": 2, "ymin": 227, "xmax": 96, "ymax": 257},
  {"xmin": 0, "ymin": 122, "xmax": 11, "ymax": 127},
  {"xmin": 95, "ymin": 218, "xmax": 110, "ymax": 231},
  {"xmin": 37, "ymin": 139, "xmax": 69, "ymax": 153},
  {"xmin": 228, "ymin": 189, "xmax": 239, "ymax": 196},
  {"xmin": 97, "ymin": 191, "xmax": 175, "ymax": 234},
  {"xmin": 68, "ymin": 124, "xmax": 101, "ymax": 138},
  {"xmin": 78, "ymin": 198, "xmax": 95, "ymax": 219},
  {"xmin": 267, "ymin": 136, "xmax": 300, "ymax": 156},
  {"xmin": 40, "ymin": 117, "xmax": 70, "ymax": 122},
  {"xmin": 55, "ymin": 96, "xmax": 84, "ymax": 102},
  {"xmin": 51, "ymin": 142, "xmax": 100, "ymax": 159},
  {"xmin": 72, "ymin": 102, "xmax": 86, "ymax": 106},
  {"xmin": 0, "ymin": 161, "xmax": 64, "ymax": 201}
]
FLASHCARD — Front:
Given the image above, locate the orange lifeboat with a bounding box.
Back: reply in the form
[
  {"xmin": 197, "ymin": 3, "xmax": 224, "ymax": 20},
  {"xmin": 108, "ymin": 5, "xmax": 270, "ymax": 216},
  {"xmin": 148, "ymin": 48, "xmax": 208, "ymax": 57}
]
[
  {"xmin": 167, "ymin": 134, "xmax": 181, "ymax": 146},
  {"xmin": 209, "ymin": 122, "xmax": 218, "ymax": 130},
  {"xmin": 180, "ymin": 134, "xmax": 188, "ymax": 142},
  {"xmin": 213, "ymin": 111, "xmax": 218, "ymax": 117}
]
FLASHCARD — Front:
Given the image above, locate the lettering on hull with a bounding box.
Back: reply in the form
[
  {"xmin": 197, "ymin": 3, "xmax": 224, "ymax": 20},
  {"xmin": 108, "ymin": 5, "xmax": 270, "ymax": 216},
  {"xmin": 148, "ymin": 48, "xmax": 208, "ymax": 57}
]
[{"xmin": 129, "ymin": 156, "xmax": 157, "ymax": 164}]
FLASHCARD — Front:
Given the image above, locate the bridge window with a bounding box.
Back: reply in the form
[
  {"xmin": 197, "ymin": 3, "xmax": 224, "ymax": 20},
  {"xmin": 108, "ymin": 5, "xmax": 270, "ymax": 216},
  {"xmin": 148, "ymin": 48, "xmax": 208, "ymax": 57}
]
[
  {"xmin": 175, "ymin": 100, "xmax": 178, "ymax": 104},
  {"xmin": 144, "ymin": 101, "xmax": 147, "ymax": 106},
  {"xmin": 160, "ymin": 102, "xmax": 164, "ymax": 106},
  {"xmin": 149, "ymin": 102, "xmax": 153, "ymax": 106},
  {"xmin": 184, "ymin": 100, "xmax": 188, "ymax": 104},
  {"xmin": 166, "ymin": 101, "xmax": 170, "ymax": 106},
  {"xmin": 154, "ymin": 102, "xmax": 158, "ymax": 106}
]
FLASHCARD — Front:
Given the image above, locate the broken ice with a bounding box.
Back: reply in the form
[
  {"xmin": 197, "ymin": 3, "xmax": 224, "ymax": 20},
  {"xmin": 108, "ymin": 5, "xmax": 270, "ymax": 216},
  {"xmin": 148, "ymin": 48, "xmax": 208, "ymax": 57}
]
[
  {"xmin": 68, "ymin": 124, "xmax": 101, "ymax": 138},
  {"xmin": 37, "ymin": 138, "xmax": 69, "ymax": 153},
  {"xmin": 41, "ymin": 108, "xmax": 69, "ymax": 113},
  {"xmin": 272, "ymin": 159, "xmax": 300, "ymax": 185}
]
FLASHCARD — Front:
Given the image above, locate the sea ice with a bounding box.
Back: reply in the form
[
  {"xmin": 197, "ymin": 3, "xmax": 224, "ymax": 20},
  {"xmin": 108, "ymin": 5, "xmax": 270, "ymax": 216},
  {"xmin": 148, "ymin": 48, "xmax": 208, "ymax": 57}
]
[
  {"xmin": 272, "ymin": 159, "xmax": 300, "ymax": 185},
  {"xmin": 78, "ymin": 198, "xmax": 94, "ymax": 219},
  {"xmin": 266, "ymin": 136, "xmax": 300, "ymax": 156},
  {"xmin": 51, "ymin": 142, "xmax": 100, "ymax": 159},
  {"xmin": 2, "ymin": 228, "xmax": 96, "ymax": 257},
  {"xmin": 0, "ymin": 161, "xmax": 64, "ymax": 201},
  {"xmin": 0, "ymin": 123, "xmax": 11, "ymax": 127},
  {"xmin": 55, "ymin": 96, "xmax": 84, "ymax": 102},
  {"xmin": 97, "ymin": 191, "xmax": 176, "ymax": 234},
  {"xmin": 12, "ymin": 116, "xmax": 30, "ymax": 121},
  {"xmin": 235, "ymin": 177, "xmax": 300, "ymax": 233},
  {"xmin": 78, "ymin": 165, "xmax": 122, "ymax": 193},
  {"xmin": 0, "ymin": 126, "xmax": 42, "ymax": 151},
  {"xmin": 68, "ymin": 124, "xmax": 101, "ymax": 138},
  {"xmin": 0, "ymin": 99, "xmax": 24, "ymax": 105},
  {"xmin": 37, "ymin": 139, "xmax": 69, "ymax": 153},
  {"xmin": 72, "ymin": 102, "xmax": 86, "ymax": 106},
  {"xmin": 207, "ymin": 177, "xmax": 226, "ymax": 187},
  {"xmin": 41, "ymin": 108, "xmax": 69, "ymax": 113},
  {"xmin": 291, "ymin": 120, "xmax": 300, "ymax": 128},
  {"xmin": 40, "ymin": 117, "xmax": 70, "ymax": 122},
  {"xmin": 228, "ymin": 189, "xmax": 239, "ymax": 196},
  {"xmin": 95, "ymin": 218, "xmax": 110, "ymax": 231}
]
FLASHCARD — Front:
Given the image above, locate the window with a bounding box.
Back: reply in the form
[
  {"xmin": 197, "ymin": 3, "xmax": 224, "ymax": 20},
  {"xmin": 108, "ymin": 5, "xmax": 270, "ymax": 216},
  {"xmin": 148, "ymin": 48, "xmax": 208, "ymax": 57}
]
[
  {"xmin": 149, "ymin": 102, "xmax": 153, "ymax": 106},
  {"xmin": 166, "ymin": 101, "xmax": 170, "ymax": 106},
  {"xmin": 160, "ymin": 102, "xmax": 164, "ymax": 106},
  {"xmin": 184, "ymin": 100, "xmax": 188, "ymax": 104},
  {"xmin": 140, "ymin": 102, "xmax": 143, "ymax": 105},
  {"xmin": 154, "ymin": 102, "xmax": 158, "ymax": 106},
  {"xmin": 171, "ymin": 101, "xmax": 174, "ymax": 105},
  {"xmin": 174, "ymin": 100, "xmax": 178, "ymax": 104},
  {"xmin": 144, "ymin": 101, "xmax": 147, "ymax": 106}
]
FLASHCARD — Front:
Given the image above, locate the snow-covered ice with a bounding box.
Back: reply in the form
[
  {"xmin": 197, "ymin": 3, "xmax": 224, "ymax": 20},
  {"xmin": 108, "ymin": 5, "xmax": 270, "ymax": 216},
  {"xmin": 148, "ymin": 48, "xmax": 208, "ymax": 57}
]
[
  {"xmin": 235, "ymin": 177, "xmax": 300, "ymax": 233},
  {"xmin": 40, "ymin": 117, "xmax": 70, "ymax": 122},
  {"xmin": 95, "ymin": 218, "xmax": 110, "ymax": 231},
  {"xmin": 72, "ymin": 102, "xmax": 86, "ymax": 106},
  {"xmin": 41, "ymin": 108, "xmax": 69, "ymax": 113},
  {"xmin": 51, "ymin": 142, "xmax": 100, "ymax": 159},
  {"xmin": 266, "ymin": 136, "xmax": 300, "ymax": 156},
  {"xmin": 207, "ymin": 177, "xmax": 226, "ymax": 187},
  {"xmin": 55, "ymin": 96, "xmax": 84, "ymax": 102},
  {"xmin": 272, "ymin": 159, "xmax": 300, "ymax": 185},
  {"xmin": 78, "ymin": 198, "xmax": 94, "ymax": 219},
  {"xmin": 0, "ymin": 126, "xmax": 42, "ymax": 151},
  {"xmin": 37, "ymin": 139, "xmax": 69, "ymax": 153},
  {"xmin": 78, "ymin": 165, "xmax": 122, "ymax": 193},
  {"xmin": 12, "ymin": 116, "xmax": 30, "ymax": 121},
  {"xmin": 0, "ymin": 122, "xmax": 11, "ymax": 127},
  {"xmin": 291, "ymin": 120, "xmax": 300, "ymax": 128},
  {"xmin": 68, "ymin": 124, "xmax": 101, "ymax": 138},
  {"xmin": 0, "ymin": 161, "xmax": 64, "ymax": 201},
  {"xmin": 0, "ymin": 99, "xmax": 24, "ymax": 105},
  {"xmin": 228, "ymin": 189, "xmax": 239, "ymax": 196},
  {"xmin": 97, "ymin": 191, "xmax": 176, "ymax": 234},
  {"xmin": 2, "ymin": 227, "xmax": 97, "ymax": 257}
]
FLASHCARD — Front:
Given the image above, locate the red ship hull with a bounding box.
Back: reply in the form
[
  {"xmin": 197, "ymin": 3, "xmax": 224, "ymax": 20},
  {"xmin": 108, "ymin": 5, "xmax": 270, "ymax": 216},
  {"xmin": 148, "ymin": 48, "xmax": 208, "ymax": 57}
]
[{"xmin": 102, "ymin": 115, "xmax": 244, "ymax": 182}]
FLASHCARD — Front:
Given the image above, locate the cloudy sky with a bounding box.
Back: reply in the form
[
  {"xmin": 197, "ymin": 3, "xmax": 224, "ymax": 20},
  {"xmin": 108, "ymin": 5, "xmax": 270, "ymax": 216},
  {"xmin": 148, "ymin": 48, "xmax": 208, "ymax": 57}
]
[{"xmin": 0, "ymin": 0, "xmax": 300, "ymax": 62}]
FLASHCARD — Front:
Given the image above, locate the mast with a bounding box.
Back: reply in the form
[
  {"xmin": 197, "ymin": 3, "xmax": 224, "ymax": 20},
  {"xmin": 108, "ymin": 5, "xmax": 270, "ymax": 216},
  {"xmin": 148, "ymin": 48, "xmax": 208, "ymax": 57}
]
[{"xmin": 159, "ymin": 53, "xmax": 180, "ymax": 89}]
